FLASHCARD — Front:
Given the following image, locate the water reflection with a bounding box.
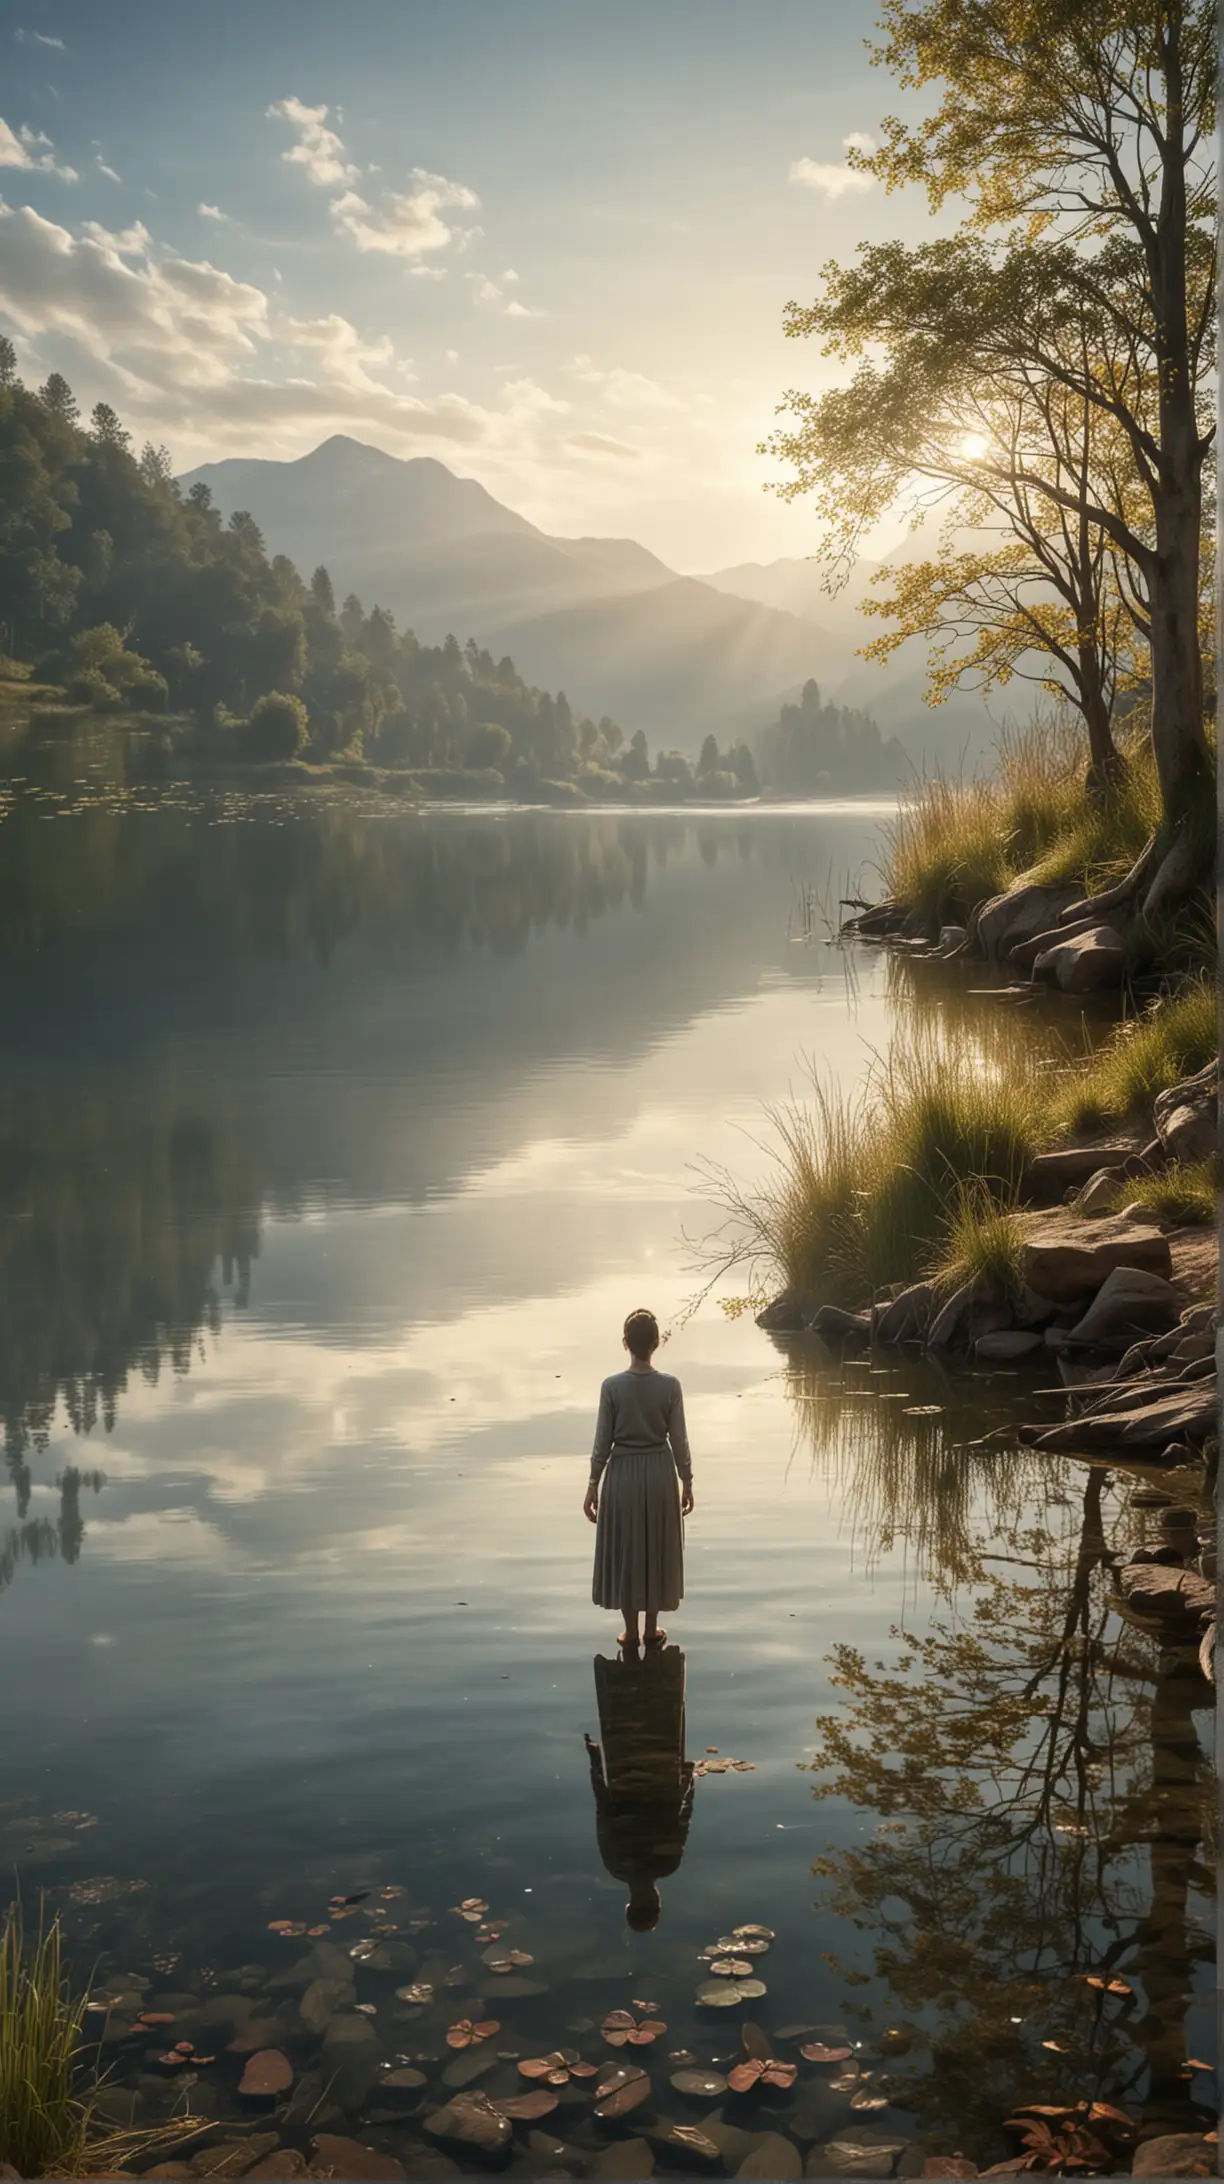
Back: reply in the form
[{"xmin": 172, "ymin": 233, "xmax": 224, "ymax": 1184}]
[{"xmin": 585, "ymin": 1644, "xmax": 693, "ymax": 1930}]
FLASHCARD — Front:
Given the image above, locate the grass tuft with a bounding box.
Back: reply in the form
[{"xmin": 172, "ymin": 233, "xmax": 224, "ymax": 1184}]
[
  {"xmin": 928, "ymin": 1183, "xmax": 1027, "ymax": 1300},
  {"xmin": 0, "ymin": 1900, "xmax": 90, "ymax": 2179},
  {"xmin": 701, "ymin": 1030, "xmax": 1051, "ymax": 1310},
  {"xmin": 1105, "ymin": 1158, "xmax": 1219, "ymax": 1228},
  {"xmin": 1053, "ymin": 980, "xmax": 1217, "ymax": 1132}
]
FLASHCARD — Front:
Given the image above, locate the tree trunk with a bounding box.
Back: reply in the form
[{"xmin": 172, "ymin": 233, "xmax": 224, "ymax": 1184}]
[{"xmin": 1077, "ymin": 643, "xmax": 1121, "ymax": 793}]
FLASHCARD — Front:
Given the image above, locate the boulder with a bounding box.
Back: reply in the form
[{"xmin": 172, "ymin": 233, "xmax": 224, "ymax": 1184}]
[
  {"xmin": 1008, "ymin": 914, "xmax": 1101, "ymax": 970},
  {"xmin": 440, "ymin": 2044, "xmax": 499, "ymax": 2090},
  {"xmin": 756, "ymin": 1297, "xmax": 807, "ymax": 1332},
  {"xmin": 926, "ymin": 1281, "xmax": 1013, "ymax": 1352},
  {"xmin": 1031, "ymin": 923, "xmax": 1126, "ymax": 993},
  {"xmin": 1020, "ymin": 1214, "xmax": 1173, "ymax": 1301},
  {"xmin": 1026, "ymin": 1145, "xmax": 1136, "ymax": 1201},
  {"xmin": 810, "ymin": 1304, "xmax": 873, "ymax": 1346},
  {"xmin": 938, "ymin": 925, "xmax": 967, "ymax": 951},
  {"xmin": 1078, "ymin": 1168, "xmax": 1123, "ymax": 1217},
  {"xmin": 1172, "ymin": 1328, "xmax": 1216, "ymax": 1363},
  {"xmin": 643, "ymin": 2119, "xmax": 722, "ymax": 2168},
  {"xmin": 1116, "ymin": 1562, "xmax": 1215, "ymax": 1621},
  {"xmin": 974, "ymin": 1329, "xmax": 1043, "ymax": 1363},
  {"xmin": 299, "ymin": 1977, "xmax": 355, "ymax": 2036},
  {"xmin": 238, "ymin": 2051, "xmax": 294, "ymax": 2100},
  {"xmin": 805, "ymin": 2134, "xmax": 917, "ymax": 2178},
  {"xmin": 1060, "ymin": 1266, "xmax": 1184, "ymax": 1350},
  {"xmin": 1153, "ymin": 1065, "xmax": 1218, "ymax": 1161},
  {"xmin": 974, "ymin": 881, "xmax": 1080, "ymax": 960},
  {"xmin": 874, "ymin": 1282, "xmax": 934, "ymax": 1346},
  {"xmin": 1130, "ymin": 2135, "xmax": 1215, "ymax": 2177},
  {"xmin": 737, "ymin": 2135, "xmax": 803, "ymax": 2180},
  {"xmin": 423, "ymin": 2093, "xmax": 512, "ymax": 2162},
  {"xmin": 1034, "ymin": 1379, "xmax": 1216, "ymax": 1451}
]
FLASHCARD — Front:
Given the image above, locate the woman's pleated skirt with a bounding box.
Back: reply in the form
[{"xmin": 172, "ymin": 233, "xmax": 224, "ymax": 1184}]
[{"xmin": 593, "ymin": 1448, "xmax": 684, "ymax": 1613}]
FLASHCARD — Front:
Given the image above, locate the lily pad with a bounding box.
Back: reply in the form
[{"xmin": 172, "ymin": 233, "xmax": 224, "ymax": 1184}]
[
  {"xmin": 671, "ymin": 2068, "xmax": 729, "ymax": 2098},
  {"xmin": 733, "ymin": 1925, "xmax": 775, "ymax": 1941},
  {"xmin": 696, "ymin": 1976, "xmax": 766, "ymax": 2007},
  {"xmin": 446, "ymin": 2019, "xmax": 500, "ymax": 2049},
  {"xmin": 710, "ymin": 1958, "xmax": 753, "ymax": 1978},
  {"xmin": 395, "ymin": 1982, "xmax": 434, "ymax": 2005},
  {"xmin": 593, "ymin": 2064, "xmax": 651, "ymax": 2120},
  {"xmin": 800, "ymin": 2043, "xmax": 854, "ymax": 2064}
]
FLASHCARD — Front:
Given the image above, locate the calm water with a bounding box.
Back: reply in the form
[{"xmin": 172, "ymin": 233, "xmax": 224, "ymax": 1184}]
[{"xmin": 0, "ymin": 747, "xmax": 1214, "ymax": 2168}]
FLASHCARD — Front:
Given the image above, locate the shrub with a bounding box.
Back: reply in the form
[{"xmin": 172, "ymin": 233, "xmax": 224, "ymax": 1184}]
[
  {"xmin": 242, "ymin": 690, "xmax": 309, "ymax": 762},
  {"xmin": 124, "ymin": 669, "xmax": 168, "ymax": 713},
  {"xmin": 67, "ymin": 667, "xmax": 122, "ymax": 711}
]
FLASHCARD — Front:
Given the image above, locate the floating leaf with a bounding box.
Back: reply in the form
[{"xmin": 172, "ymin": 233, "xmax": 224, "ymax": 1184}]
[
  {"xmin": 1041, "ymin": 2039, "xmax": 1068, "ymax": 2053},
  {"xmin": 733, "ymin": 1938, "xmax": 771, "ymax": 1956},
  {"xmin": 764, "ymin": 2062, "xmax": 797, "ymax": 2089},
  {"xmin": 354, "ymin": 2004, "xmax": 377, "ymax": 2017},
  {"xmin": 593, "ymin": 2063, "xmax": 651, "ymax": 2119},
  {"xmin": 446, "ymin": 2019, "xmax": 500, "ymax": 2049},
  {"xmin": 139, "ymin": 2013, "xmax": 176, "ymax": 2027},
  {"xmin": 1085, "ymin": 2104, "xmax": 1135, "ymax": 2133},
  {"xmin": 710, "ymin": 1958, "xmax": 753, "ymax": 1978},
  {"xmin": 733, "ymin": 1925, "xmax": 775, "ymax": 1941},
  {"xmin": 829, "ymin": 2073, "xmax": 860, "ymax": 2094},
  {"xmin": 672, "ymin": 2068, "xmax": 728, "ymax": 2098},
  {"xmin": 518, "ymin": 2058, "xmax": 555, "ymax": 2081},
  {"xmin": 850, "ymin": 2089, "xmax": 889, "ymax": 2111},
  {"xmin": 741, "ymin": 2023, "xmax": 773, "ymax": 2063},
  {"xmin": 306, "ymin": 1925, "xmax": 329, "ymax": 1937},
  {"xmin": 493, "ymin": 2090, "xmax": 559, "ymax": 2121},
  {"xmin": 696, "ymin": 1975, "xmax": 766, "ymax": 2007},
  {"xmin": 729, "ymin": 2060, "xmax": 767, "ymax": 2092},
  {"xmin": 801, "ymin": 2043, "xmax": 854, "ymax": 2064},
  {"xmin": 395, "ymin": 1982, "xmax": 434, "ymax": 2004},
  {"xmin": 1085, "ymin": 1974, "xmax": 1132, "ymax": 1996}
]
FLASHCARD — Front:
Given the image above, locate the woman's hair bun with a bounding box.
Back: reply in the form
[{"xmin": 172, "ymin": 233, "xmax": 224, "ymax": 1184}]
[{"xmin": 623, "ymin": 1307, "xmax": 660, "ymax": 1359}]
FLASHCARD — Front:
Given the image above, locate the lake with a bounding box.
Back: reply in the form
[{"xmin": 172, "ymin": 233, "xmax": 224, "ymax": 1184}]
[{"xmin": 0, "ymin": 758, "xmax": 1214, "ymax": 2174}]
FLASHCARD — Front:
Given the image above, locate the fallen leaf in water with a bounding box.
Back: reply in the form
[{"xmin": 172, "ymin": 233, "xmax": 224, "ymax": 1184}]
[
  {"xmin": 741, "ymin": 2024, "xmax": 773, "ymax": 2063},
  {"xmin": 902, "ymin": 1404, "xmax": 944, "ymax": 1416},
  {"xmin": 446, "ymin": 2019, "xmax": 500, "ymax": 2049},
  {"xmin": 696, "ymin": 1976, "xmax": 766, "ymax": 2007},
  {"xmin": 139, "ymin": 2013, "xmax": 176, "ymax": 2027},
  {"xmin": 800, "ymin": 2042, "xmax": 853, "ymax": 2064},
  {"xmin": 1085, "ymin": 1974, "xmax": 1132, "ymax": 1996},
  {"xmin": 354, "ymin": 2004, "xmax": 377, "ymax": 2016},
  {"xmin": 706, "ymin": 1746, "xmax": 720, "ymax": 1753},
  {"xmin": 602, "ymin": 2010, "xmax": 665, "ymax": 2047},
  {"xmin": 729, "ymin": 2059, "xmax": 767, "ymax": 2092},
  {"xmin": 395, "ymin": 1982, "xmax": 434, "ymax": 2005},
  {"xmin": 306, "ymin": 1925, "xmax": 329, "ymax": 1937},
  {"xmin": 733, "ymin": 1924, "xmax": 775, "ymax": 1941},
  {"xmin": 850, "ymin": 2089, "xmax": 889, "ymax": 2111},
  {"xmin": 710, "ymin": 1959, "xmax": 753, "ymax": 1979},
  {"xmin": 1041, "ymin": 2040, "xmax": 1068, "ymax": 2053},
  {"xmin": 1185, "ymin": 2058, "xmax": 1213, "ymax": 2071},
  {"xmin": 380, "ymin": 1885, "xmax": 405, "ymax": 1899}
]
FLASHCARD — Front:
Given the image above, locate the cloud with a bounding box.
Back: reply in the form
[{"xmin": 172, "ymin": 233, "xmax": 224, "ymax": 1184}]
[
  {"xmin": 469, "ymin": 271, "xmax": 541, "ymax": 317},
  {"xmin": 0, "ymin": 115, "xmax": 76, "ymax": 180},
  {"xmin": 95, "ymin": 158, "xmax": 121, "ymax": 183},
  {"xmin": 0, "ymin": 203, "xmax": 571, "ymax": 475},
  {"xmin": 266, "ymin": 94, "xmax": 357, "ymax": 188},
  {"xmin": 15, "ymin": 29, "xmax": 66, "ymax": 47},
  {"xmin": 332, "ymin": 171, "xmax": 478, "ymax": 259},
  {"xmin": 567, "ymin": 355, "xmax": 682, "ymax": 410},
  {"xmin": 198, "ymin": 202, "xmax": 227, "ymax": 221},
  {"xmin": 568, "ymin": 432, "xmax": 639, "ymax": 460},
  {"xmin": 268, "ymin": 96, "xmax": 478, "ymax": 263},
  {"xmin": 789, "ymin": 134, "xmax": 877, "ymax": 198}
]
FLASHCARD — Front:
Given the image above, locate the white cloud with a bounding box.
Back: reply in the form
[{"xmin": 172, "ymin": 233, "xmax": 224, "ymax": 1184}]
[
  {"xmin": 789, "ymin": 134, "xmax": 877, "ymax": 199},
  {"xmin": 332, "ymin": 171, "xmax": 478, "ymax": 259},
  {"xmin": 268, "ymin": 96, "xmax": 478, "ymax": 263},
  {"xmin": 198, "ymin": 202, "xmax": 227, "ymax": 221},
  {"xmin": 16, "ymin": 28, "xmax": 66, "ymax": 47},
  {"xmin": 95, "ymin": 156, "xmax": 121, "ymax": 183},
  {"xmin": 568, "ymin": 432, "xmax": 639, "ymax": 460},
  {"xmin": 567, "ymin": 355, "xmax": 683, "ymax": 410},
  {"xmin": 469, "ymin": 270, "xmax": 541, "ymax": 318},
  {"xmin": 0, "ymin": 203, "xmax": 573, "ymax": 476},
  {"xmin": 266, "ymin": 94, "xmax": 358, "ymax": 188},
  {"xmin": 0, "ymin": 115, "xmax": 76, "ymax": 180}
]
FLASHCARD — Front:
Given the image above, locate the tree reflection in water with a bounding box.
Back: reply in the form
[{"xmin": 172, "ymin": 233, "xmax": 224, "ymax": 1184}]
[{"xmin": 785, "ymin": 1347, "xmax": 1215, "ymax": 2148}]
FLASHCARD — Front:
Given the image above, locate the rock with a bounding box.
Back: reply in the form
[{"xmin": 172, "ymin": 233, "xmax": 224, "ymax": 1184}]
[
  {"xmin": 921, "ymin": 2165, "xmax": 979, "ymax": 2180},
  {"xmin": 424, "ymin": 2092, "xmax": 513, "ymax": 2162},
  {"xmin": 247, "ymin": 2159, "xmax": 307, "ymax": 2181},
  {"xmin": 589, "ymin": 2144, "xmax": 655, "ymax": 2181},
  {"xmin": 806, "ymin": 2135, "xmax": 916, "ymax": 2178},
  {"xmin": 319, "ymin": 2014, "xmax": 382, "ymax": 2110},
  {"xmin": 229, "ymin": 2016, "xmax": 294, "ymax": 2054},
  {"xmin": 810, "ymin": 1305, "xmax": 873, "ymax": 1345},
  {"xmin": 698, "ymin": 2117, "xmax": 765, "ymax": 2165},
  {"xmin": 239, "ymin": 2051, "xmax": 294, "ymax": 2100},
  {"xmin": 644, "ymin": 2120, "xmax": 722, "ymax": 2169},
  {"xmin": 269, "ymin": 1944, "xmax": 352, "ymax": 1994},
  {"xmin": 191, "ymin": 2139, "xmax": 280, "ymax": 2178},
  {"xmin": 1199, "ymin": 1620, "xmax": 1216, "ymax": 1684},
  {"xmin": 974, "ymin": 1329, "xmax": 1043, "ymax": 1363},
  {"xmin": 975, "ymin": 881, "xmax": 1080, "ymax": 959},
  {"xmin": 440, "ymin": 2044, "xmax": 499, "ymax": 2090},
  {"xmin": 310, "ymin": 2135, "xmax": 408, "ymax": 2180},
  {"xmin": 1061, "ymin": 1266, "xmax": 1184, "ymax": 1350},
  {"xmin": 1129, "ymin": 2134, "xmax": 1214, "ymax": 2177},
  {"xmin": 1078, "ymin": 1168, "xmax": 1123, "ymax": 1217},
  {"xmin": 737, "ymin": 2136, "xmax": 803, "ymax": 2180},
  {"xmin": 1034, "ymin": 1378, "xmax": 1217, "ymax": 1451},
  {"xmin": 1172, "ymin": 1328, "xmax": 1216, "ymax": 1364},
  {"xmin": 874, "ymin": 1281, "xmax": 934, "ymax": 1346},
  {"xmin": 527, "ymin": 2130, "xmax": 587, "ymax": 2170},
  {"xmin": 1031, "ymin": 923, "xmax": 1125, "ymax": 992},
  {"xmin": 1008, "ymin": 914, "xmax": 1102, "ymax": 970},
  {"xmin": 756, "ymin": 1297, "xmax": 807, "ymax": 1332},
  {"xmin": 299, "ymin": 1977, "xmax": 356, "ymax": 2036},
  {"xmin": 1154, "ymin": 1062, "xmax": 1217, "ymax": 1164},
  {"xmin": 926, "ymin": 1281, "xmax": 1012, "ymax": 1353},
  {"xmin": 1020, "ymin": 1214, "xmax": 1173, "ymax": 1301},
  {"xmin": 1177, "ymin": 1301, "xmax": 1216, "ymax": 1336},
  {"xmin": 1117, "ymin": 1562, "xmax": 1215, "ymax": 1621},
  {"xmin": 938, "ymin": 925, "xmax": 967, "ymax": 951},
  {"xmin": 1027, "ymin": 1145, "xmax": 1137, "ymax": 1201},
  {"xmin": 93, "ymin": 2085, "xmax": 143, "ymax": 2125}
]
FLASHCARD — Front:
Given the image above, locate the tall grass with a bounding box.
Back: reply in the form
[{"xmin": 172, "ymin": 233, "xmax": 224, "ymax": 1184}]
[
  {"xmin": 702, "ymin": 1029, "xmax": 1051, "ymax": 1308},
  {"xmin": 0, "ymin": 1901, "xmax": 90, "ymax": 2178},
  {"xmin": 1054, "ymin": 980, "xmax": 1217, "ymax": 1134},
  {"xmin": 881, "ymin": 711, "xmax": 1163, "ymax": 932},
  {"xmin": 928, "ymin": 1183, "xmax": 1027, "ymax": 1300},
  {"xmin": 1101, "ymin": 1158, "xmax": 1219, "ymax": 1228}
]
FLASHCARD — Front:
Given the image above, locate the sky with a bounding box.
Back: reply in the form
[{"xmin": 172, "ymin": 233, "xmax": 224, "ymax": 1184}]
[{"xmin": 0, "ymin": 0, "xmax": 948, "ymax": 570}]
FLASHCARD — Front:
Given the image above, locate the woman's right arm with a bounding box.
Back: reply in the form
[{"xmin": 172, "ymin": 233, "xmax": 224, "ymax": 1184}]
[
  {"xmin": 668, "ymin": 1382, "xmax": 695, "ymax": 1513},
  {"xmin": 585, "ymin": 1382, "xmax": 615, "ymax": 1520}
]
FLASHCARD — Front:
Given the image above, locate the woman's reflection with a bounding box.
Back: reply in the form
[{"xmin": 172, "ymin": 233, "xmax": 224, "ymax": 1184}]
[{"xmin": 584, "ymin": 1643, "xmax": 694, "ymax": 1931}]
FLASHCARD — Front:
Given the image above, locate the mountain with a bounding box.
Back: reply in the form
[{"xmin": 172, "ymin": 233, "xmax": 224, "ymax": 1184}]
[
  {"xmin": 180, "ymin": 438, "xmax": 840, "ymax": 750},
  {"xmin": 181, "ymin": 437, "xmax": 676, "ymax": 643}
]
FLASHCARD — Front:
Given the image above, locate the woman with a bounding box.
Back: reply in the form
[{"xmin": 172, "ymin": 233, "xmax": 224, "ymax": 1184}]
[{"xmin": 583, "ymin": 1308, "xmax": 694, "ymax": 1649}]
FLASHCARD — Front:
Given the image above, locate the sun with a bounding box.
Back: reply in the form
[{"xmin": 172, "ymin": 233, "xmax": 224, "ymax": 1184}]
[{"xmin": 959, "ymin": 432, "xmax": 990, "ymax": 459}]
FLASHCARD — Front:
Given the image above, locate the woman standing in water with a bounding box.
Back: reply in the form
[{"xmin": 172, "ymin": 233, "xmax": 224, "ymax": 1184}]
[{"xmin": 583, "ymin": 1308, "xmax": 694, "ymax": 1649}]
